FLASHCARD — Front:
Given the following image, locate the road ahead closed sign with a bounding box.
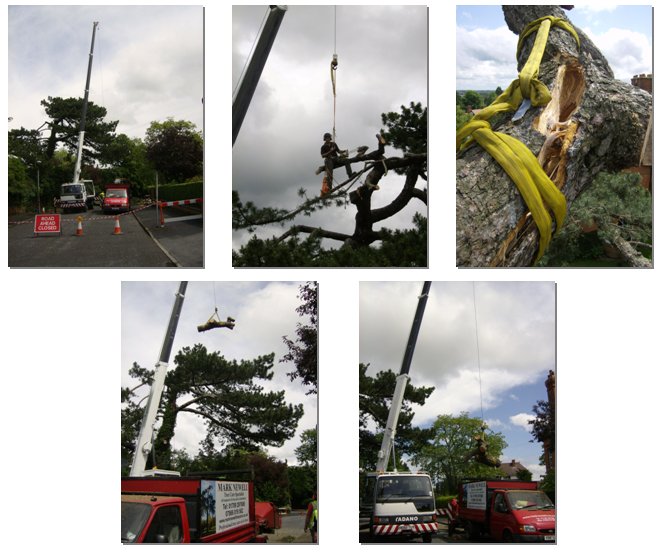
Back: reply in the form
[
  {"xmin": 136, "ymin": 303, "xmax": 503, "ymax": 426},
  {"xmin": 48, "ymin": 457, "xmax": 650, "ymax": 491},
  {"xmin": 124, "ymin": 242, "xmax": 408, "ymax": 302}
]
[{"xmin": 34, "ymin": 214, "xmax": 61, "ymax": 236}]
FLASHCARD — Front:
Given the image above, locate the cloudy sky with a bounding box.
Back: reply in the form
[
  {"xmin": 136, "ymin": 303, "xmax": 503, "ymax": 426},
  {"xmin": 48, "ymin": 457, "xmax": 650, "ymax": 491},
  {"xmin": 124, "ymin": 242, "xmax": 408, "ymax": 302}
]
[
  {"xmin": 121, "ymin": 281, "xmax": 316, "ymax": 466},
  {"xmin": 360, "ymin": 281, "xmax": 556, "ymax": 480},
  {"xmin": 232, "ymin": 5, "xmax": 427, "ymax": 250},
  {"xmin": 8, "ymin": 5, "xmax": 203, "ymax": 140},
  {"xmin": 457, "ymin": 4, "xmax": 652, "ymax": 90}
]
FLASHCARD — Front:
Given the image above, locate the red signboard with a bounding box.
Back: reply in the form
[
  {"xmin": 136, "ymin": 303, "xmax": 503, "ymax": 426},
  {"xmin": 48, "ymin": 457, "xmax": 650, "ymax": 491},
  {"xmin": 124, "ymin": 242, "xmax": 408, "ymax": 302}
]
[{"xmin": 34, "ymin": 214, "xmax": 61, "ymax": 235}]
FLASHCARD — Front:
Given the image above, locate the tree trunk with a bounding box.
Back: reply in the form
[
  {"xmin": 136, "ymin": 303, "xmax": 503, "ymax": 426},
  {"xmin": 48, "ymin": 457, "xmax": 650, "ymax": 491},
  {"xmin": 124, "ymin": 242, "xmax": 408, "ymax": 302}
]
[{"xmin": 457, "ymin": 5, "xmax": 652, "ymax": 266}]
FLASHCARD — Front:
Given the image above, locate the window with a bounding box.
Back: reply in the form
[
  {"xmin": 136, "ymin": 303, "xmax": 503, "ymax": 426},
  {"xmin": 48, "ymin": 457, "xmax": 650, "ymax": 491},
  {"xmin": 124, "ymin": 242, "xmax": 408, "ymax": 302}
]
[{"xmin": 143, "ymin": 505, "xmax": 184, "ymax": 543}]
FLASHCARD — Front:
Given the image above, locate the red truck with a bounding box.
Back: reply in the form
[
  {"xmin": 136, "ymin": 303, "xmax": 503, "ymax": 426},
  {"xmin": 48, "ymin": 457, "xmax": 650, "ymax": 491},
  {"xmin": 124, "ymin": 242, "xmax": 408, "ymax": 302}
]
[
  {"xmin": 457, "ymin": 480, "xmax": 555, "ymax": 543},
  {"xmin": 121, "ymin": 476, "xmax": 267, "ymax": 543},
  {"xmin": 102, "ymin": 181, "xmax": 131, "ymax": 214}
]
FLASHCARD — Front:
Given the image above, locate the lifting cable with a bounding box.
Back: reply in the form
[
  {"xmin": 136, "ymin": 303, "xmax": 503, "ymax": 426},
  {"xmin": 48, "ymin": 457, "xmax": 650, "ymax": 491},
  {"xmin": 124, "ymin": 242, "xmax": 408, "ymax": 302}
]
[
  {"xmin": 197, "ymin": 282, "xmax": 236, "ymax": 333},
  {"xmin": 467, "ymin": 282, "xmax": 500, "ymax": 468},
  {"xmin": 471, "ymin": 282, "xmax": 485, "ymax": 423},
  {"xmin": 457, "ymin": 16, "xmax": 580, "ymax": 262},
  {"xmin": 330, "ymin": 6, "xmax": 338, "ymax": 143}
]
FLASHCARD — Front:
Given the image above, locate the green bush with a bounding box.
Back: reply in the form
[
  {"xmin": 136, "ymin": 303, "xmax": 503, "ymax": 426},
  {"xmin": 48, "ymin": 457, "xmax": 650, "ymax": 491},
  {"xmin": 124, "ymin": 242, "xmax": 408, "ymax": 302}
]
[{"xmin": 146, "ymin": 180, "xmax": 203, "ymax": 202}]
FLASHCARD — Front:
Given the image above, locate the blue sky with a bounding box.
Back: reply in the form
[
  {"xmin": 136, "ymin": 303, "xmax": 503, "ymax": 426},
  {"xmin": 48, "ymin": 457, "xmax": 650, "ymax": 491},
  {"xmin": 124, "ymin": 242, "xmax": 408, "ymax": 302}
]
[
  {"xmin": 360, "ymin": 281, "xmax": 555, "ymax": 481},
  {"xmin": 457, "ymin": 5, "xmax": 652, "ymax": 90}
]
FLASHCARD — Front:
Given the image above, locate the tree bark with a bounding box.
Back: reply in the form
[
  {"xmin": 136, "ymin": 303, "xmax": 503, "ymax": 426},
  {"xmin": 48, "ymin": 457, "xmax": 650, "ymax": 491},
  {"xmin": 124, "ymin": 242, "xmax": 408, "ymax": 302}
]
[{"xmin": 457, "ymin": 5, "xmax": 652, "ymax": 266}]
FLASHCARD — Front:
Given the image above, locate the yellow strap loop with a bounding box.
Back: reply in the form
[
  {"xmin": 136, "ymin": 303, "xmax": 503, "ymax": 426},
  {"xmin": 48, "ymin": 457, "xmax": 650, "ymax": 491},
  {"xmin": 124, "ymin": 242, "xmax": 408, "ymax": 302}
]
[
  {"xmin": 456, "ymin": 15, "xmax": 580, "ymax": 262},
  {"xmin": 331, "ymin": 54, "xmax": 338, "ymax": 142}
]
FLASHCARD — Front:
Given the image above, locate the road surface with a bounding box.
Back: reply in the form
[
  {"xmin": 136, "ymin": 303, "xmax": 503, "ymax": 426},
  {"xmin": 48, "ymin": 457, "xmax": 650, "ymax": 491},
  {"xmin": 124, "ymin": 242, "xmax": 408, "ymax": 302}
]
[{"xmin": 8, "ymin": 203, "xmax": 203, "ymax": 268}]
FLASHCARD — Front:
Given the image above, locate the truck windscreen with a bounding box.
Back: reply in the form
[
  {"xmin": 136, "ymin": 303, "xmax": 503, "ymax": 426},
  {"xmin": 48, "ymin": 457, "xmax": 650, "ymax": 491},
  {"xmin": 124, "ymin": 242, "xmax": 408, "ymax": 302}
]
[
  {"xmin": 507, "ymin": 491, "xmax": 555, "ymax": 510},
  {"xmin": 62, "ymin": 184, "xmax": 84, "ymax": 195},
  {"xmin": 375, "ymin": 475, "xmax": 433, "ymax": 502},
  {"xmin": 121, "ymin": 502, "xmax": 151, "ymax": 542}
]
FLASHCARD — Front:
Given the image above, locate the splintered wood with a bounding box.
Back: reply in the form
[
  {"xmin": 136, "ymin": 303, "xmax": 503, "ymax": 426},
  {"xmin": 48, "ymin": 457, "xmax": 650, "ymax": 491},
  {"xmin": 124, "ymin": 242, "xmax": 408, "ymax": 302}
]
[{"xmin": 535, "ymin": 62, "xmax": 585, "ymax": 187}]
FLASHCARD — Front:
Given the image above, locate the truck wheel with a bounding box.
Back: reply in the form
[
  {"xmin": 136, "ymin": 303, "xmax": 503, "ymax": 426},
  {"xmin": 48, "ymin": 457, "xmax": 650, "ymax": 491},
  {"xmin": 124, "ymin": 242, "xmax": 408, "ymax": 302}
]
[
  {"xmin": 502, "ymin": 530, "xmax": 514, "ymax": 542},
  {"xmin": 465, "ymin": 521, "xmax": 479, "ymax": 541},
  {"xmin": 422, "ymin": 533, "xmax": 432, "ymax": 543}
]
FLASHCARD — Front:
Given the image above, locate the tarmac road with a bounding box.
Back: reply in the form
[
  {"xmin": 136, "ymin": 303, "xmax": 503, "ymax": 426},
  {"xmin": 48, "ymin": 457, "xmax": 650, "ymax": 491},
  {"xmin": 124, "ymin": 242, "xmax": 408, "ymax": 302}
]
[{"xmin": 8, "ymin": 203, "xmax": 203, "ymax": 268}]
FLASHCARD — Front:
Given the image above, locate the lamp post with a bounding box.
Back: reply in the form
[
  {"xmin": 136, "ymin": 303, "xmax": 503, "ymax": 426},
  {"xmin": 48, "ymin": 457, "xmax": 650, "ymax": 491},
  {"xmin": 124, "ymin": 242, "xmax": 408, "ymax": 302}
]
[{"xmin": 36, "ymin": 162, "xmax": 41, "ymax": 213}]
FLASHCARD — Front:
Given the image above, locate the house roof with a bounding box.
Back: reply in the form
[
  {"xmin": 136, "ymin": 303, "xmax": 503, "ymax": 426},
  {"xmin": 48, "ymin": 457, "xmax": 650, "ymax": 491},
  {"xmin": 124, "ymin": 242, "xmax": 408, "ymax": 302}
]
[{"xmin": 499, "ymin": 459, "xmax": 528, "ymax": 478}]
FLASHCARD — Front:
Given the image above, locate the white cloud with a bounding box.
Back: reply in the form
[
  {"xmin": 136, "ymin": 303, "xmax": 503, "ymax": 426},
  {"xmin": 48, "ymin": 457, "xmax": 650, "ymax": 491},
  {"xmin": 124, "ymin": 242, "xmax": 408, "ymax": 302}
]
[
  {"xmin": 456, "ymin": 25, "xmax": 518, "ymax": 90},
  {"xmin": 582, "ymin": 26, "xmax": 651, "ymax": 81},
  {"xmin": 510, "ymin": 412, "xmax": 536, "ymax": 431}
]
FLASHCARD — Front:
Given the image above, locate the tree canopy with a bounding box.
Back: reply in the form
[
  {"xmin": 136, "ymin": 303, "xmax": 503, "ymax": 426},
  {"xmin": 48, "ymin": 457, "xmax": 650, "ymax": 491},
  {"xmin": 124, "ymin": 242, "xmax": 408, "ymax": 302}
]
[
  {"xmin": 121, "ymin": 344, "xmax": 304, "ymax": 471},
  {"xmin": 40, "ymin": 96, "xmax": 118, "ymax": 161},
  {"xmin": 412, "ymin": 413, "xmax": 507, "ymax": 494},
  {"xmin": 145, "ymin": 118, "xmax": 203, "ymax": 183},
  {"xmin": 281, "ymin": 282, "xmax": 318, "ymax": 394}
]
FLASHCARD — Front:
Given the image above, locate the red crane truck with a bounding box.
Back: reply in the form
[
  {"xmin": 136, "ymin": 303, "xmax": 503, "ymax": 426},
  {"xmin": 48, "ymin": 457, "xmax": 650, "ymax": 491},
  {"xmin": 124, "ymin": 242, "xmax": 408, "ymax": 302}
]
[
  {"xmin": 121, "ymin": 476, "xmax": 267, "ymax": 543},
  {"xmin": 457, "ymin": 480, "xmax": 555, "ymax": 543}
]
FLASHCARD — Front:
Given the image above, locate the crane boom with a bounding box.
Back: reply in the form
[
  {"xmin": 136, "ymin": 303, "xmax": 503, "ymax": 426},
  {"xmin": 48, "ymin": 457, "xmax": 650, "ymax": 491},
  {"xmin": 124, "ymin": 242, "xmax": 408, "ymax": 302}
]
[
  {"xmin": 232, "ymin": 5, "xmax": 287, "ymax": 145},
  {"xmin": 375, "ymin": 281, "xmax": 431, "ymax": 472},
  {"xmin": 73, "ymin": 21, "xmax": 98, "ymax": 184},
  {"xmin": 130, "ymin": 282, "xmax": 188, "ymax": 477}
]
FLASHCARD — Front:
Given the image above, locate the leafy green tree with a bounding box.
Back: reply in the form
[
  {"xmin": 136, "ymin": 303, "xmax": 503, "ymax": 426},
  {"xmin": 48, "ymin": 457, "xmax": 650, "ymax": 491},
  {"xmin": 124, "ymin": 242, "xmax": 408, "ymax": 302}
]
[
  {"xmin": 412, "ymin": 413, "xmax": 507, "ymax": 495},
  {"xmin": 456, "ymin": 105, "xmax": 472, "ymax": 130},
  {"xmin": 359, "ymin": 363, "xmax": 435, "ymax": 472},
  {"xmin": 540, "ymin": 469, "xmax": 555, "ymax": 502},
  {"xmin": 175, "ymin": 443, "xmax": 292, "ymax": 506},
  {"xmin": 121, "ymin": 344, "xmax": 304, "ymax": 470},
  {"xmin": 233, "ymin": 213, "xmax": 427, "ymax": 267},
  {"xmin": 101, "ymin": 133, "xmax": 155, "ymax": 193},
  {"xmin": 295, "ymin": 428, "xmax": 317, "ymax": 467},
  {"xmin": 145, "ymin": 118, "xmax": 202, "ymax": 183},
  {"xmin": 460, "ymin": 90, "xmax": 482, "ymax": 110},
  {"xmin": 381, "ymin": 101, "xmax": 427, "ymax": 172},
  {"xmin": 40, "ymin": 96, "xmax": 118, "ymax": 161},
  {"xmin": 7, "ymin": 156, "xmax": 34, "ymax": 210},
  {"xmin": 540, "ymin": 172, "xmax": 652, "ymax": 267},
  {"xmin": 8, "ymin": 128, "xmax": 45, "ymax": 167},
  {"xmin": 288, "ymin": 465, "xmax": 317, "ymax": 509},
  {"xmin": 281, "ymin": 283, "xmax": 317, "ymax": 394},
  {"xmin": 516, "ymin": 467, "xmax": 532, "ymax": 481}
]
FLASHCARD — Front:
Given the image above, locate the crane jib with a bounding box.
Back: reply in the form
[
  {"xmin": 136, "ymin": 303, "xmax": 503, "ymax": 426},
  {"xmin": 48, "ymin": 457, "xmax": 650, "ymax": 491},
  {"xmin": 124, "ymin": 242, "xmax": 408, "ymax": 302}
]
[{"xmin": 399, "ymin": 281, "xmax": 431, "ymax": 376}]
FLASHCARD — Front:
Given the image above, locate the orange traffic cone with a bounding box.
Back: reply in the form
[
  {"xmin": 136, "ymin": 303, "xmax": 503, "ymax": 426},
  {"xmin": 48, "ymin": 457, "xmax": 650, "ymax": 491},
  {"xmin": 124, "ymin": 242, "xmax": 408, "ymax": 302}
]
[
  {"xmin": 75, "ymin": 217, "xmax": 83, "ymax": 236},
  {"xmin": 113, "ymin": 216, "xmax": 123, "ymax": 235}
]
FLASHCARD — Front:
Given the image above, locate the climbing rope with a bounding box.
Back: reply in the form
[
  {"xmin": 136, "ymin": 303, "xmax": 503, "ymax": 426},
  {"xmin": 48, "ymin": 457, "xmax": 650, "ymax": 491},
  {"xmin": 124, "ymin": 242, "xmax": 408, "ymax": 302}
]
[
  {"xmin": 457, "ymin": 16, "xmax": 580, "ymax": 262},
  {"xmin": 330, "ymin": 6, "xmax": 338, "ymax": 142}
]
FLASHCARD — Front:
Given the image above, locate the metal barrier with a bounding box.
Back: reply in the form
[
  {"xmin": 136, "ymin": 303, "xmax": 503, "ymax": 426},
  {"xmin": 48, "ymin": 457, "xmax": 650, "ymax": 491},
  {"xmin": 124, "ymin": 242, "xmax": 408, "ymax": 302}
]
[{"xmin": 159, "ymin": 198, "xmax": 203, "ymax": 226}]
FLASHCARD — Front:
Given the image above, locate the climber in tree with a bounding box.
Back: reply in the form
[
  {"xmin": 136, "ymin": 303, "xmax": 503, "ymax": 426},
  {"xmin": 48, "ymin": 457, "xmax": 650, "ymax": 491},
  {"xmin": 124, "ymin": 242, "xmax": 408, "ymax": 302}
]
[{"xmin": 321, "ymin": 132, "xmax": 352, "ymax": 186}]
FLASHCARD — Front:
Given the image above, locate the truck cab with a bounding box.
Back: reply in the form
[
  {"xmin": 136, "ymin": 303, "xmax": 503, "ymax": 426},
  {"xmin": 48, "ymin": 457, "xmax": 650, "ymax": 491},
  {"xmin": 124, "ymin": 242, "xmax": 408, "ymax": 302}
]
[
  {"xmin": 121, "ymin": 476, "xmax": 266, "ymax": 543},
  {"xmin": 59, "ymin": 180, "xmax": 95, "ymax": 212},
  {"xmin": 361, "ymin": 472, "xmax": 437, "ymax": 542},
  {"xmin": 102, "ymin": 181, "xmax": 131, "ymax": 214},
  {"xmin": 458, "ymin": 480, "xmax": 555, "ymax": 543},
  {"xmin": 121, "ymin": 495, "xmax": 190, "ymax": 543}
]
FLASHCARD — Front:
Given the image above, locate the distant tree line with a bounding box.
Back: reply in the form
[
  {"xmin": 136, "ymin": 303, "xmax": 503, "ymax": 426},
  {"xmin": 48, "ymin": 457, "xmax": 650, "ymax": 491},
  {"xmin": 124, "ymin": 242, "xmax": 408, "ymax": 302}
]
[{"xmin": 456, "ymin": 87, "xmax": 504, "ymax": 129}]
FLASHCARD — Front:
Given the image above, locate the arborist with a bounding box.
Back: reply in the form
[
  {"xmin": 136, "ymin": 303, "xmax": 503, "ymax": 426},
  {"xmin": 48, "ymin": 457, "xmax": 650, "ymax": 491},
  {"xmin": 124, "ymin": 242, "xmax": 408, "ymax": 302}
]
[
  {"xmin": 304, "ymin": 492, "xmax": 318, "ymax": 543},
  {"xmin": 321, "ymin": 132, "xmax": 352, "ymax": 189}
]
